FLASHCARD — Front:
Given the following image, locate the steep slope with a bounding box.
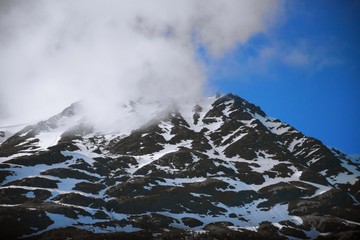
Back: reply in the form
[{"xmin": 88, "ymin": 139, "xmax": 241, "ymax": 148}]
[{"xmin": 0, "ymin": 94, "xmax": 359, "ymax": 240}]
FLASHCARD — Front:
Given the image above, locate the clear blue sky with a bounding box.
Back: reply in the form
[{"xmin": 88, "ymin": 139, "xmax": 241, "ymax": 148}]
[{"xmin": 202, "ymin": 0, "xmax": 360, "ymax": 154}]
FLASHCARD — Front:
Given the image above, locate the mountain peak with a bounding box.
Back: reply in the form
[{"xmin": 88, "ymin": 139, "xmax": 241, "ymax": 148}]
[{"xmin": 0, "ymin": 93, "xmax": 359, "ymax": 239}]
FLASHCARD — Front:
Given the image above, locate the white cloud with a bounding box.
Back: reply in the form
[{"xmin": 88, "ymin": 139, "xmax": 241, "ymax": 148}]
[
  {"xmin": 281, "ymin": 47, "xmax": 311, "ymax": 66},
  {"xmin": 0, "ymin": 0, "xmax": 282, "ymax": 126},
  {"xmin": 259, "ymin": 40, "xmax": 344, "ymax": 69}
]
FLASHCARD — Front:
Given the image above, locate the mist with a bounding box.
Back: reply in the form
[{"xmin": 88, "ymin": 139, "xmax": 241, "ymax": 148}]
[{"xmin": 0, "ymin": 0, "xmax": 282, "ymax": 126}]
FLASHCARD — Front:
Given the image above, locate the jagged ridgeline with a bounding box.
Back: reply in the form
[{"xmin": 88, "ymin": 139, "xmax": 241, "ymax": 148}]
[{"xmin": 0, "ymin": 94, "xmax": 359, "ymax": 240}]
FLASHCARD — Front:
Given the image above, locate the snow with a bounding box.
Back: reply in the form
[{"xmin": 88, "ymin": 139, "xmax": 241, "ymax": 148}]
[
  {"xmin": 61, "ymin": 151, "xmax": 96, "ymax": 166},
  {"xmin": 159, "ymin": 121, "xmax": 175, "ymax": 141},
  {"xmin": 46, "ymin": 212, "xmax": 77, "ymax": 228},
  {"xmin": 0, "ymin": 152, "xmax": 33, "ymax": 163},
  {"xmin": 212, "ymin": 201, "xmax": 302, "ymax": 227},
  {"xmin": 0, "ymin": 162, "xmax": 60, "ymax": 186},
  {"xmin": 0, "ymin": 152, "xmax": 104, "ymax": 199},
  {"xmin": 1, "ymin": 184, "xmax": 99, "ymax": 199},
  {"xmin": 349, "ymin": 154, "xmax": 360, "ymax": 163},
  {"xmin": 308, "ymin": 157, "xmax": 321, "ymax": 165},
  {"xmin": 89, "ymin": 100, "xmax": 166, "ymax": 135},
  {"xmin": 240, "ymin": 119, "xmax": 257, "ymax": 128},
  {"xmin": 80, "ymin": 224, "xmax": 141, "ymax": 234},
  {"xmin": 53, "ymin": 178, "xmax": 88, "ymax": 194},
  {"xmin": 222, "ymin": 100, "xmax": 235, "ymax": 117},
  {"xmin": 224, "ymin": 150, "xmax": 289, "ymax": 175},
  {"xmin": 0, "ymin": 110, "xmax": 84, "ymax": 159},
  {"xmin": 178, "ymin": 96, "xmax": 216, "ymax": 132},
  {"xmin": 36, "ymin": 131, "xmax": 62, "ymax": 150},
  {"xmin": 31, "ymin": 112, "xmax": 83, "ymax": 151},
  {"xmin": 190, "ymin": 192, "xmax": 212, "ymax": 198},
  {"xmin": 0, "ymin": 123, "xmax": 31, "ymax": 143},
  {"xmin": 327, "ymin": 172, "xmax": 359, "ymax": 185},
  {"xmin": 300, "ymin": 181, "xmax": 331, "ymax": 198},
  {"xmin": 1, "ymin": 95, "xmax": 359, "ymax": 237},
  {"xmin": 342, "ymin": 218, "xmax": 360, "ymax": 226},
  {"xmin": 220, "ymin": 131, "xmax": 247, "ymax": 146},
  {"xmin": 288, "ymin": 138, "xmax": 307, "ymax": 152},
  {"xmin": 325, "ymin": 157, "xmax": 360, "ymax": 185},
  {"xmin": 20, "ymin": 212, "xmax": 76, "ymax": 238},
  {"xmin": 25, "ymin": 191, "xmax": 35, "ymax": 198},
  {"xmin": 204, "ymin": 117, "xmax": 224, "ymax": 132},
  {"xmin": 212, "ymin": 159, "xmax": 238, "ymax": 173},
  {"xmin": 304, "ymin": 227, "xmax": 320, "ymax": 239},
  {"xmin": 127, "ymin": 140, "xmax": 193, "ymax": 174},
  {"xmin": 348, "ymin": 193, "xmax": 360, "ymax": 205},
  {"xmin": 18, "ymin": 130, "xmax": 32, "ymax": 137},
  {"xmin": 19, "ymin": 209, "xmax": 139, "ymax": 238},
  {"xmin": 252, "ymin": 151, "xmax": 282, "ymax": 173},
  {"xmin": 272, "ymin": 222, "xmax": 284, "ymax": 229},
  {"xmin": 0, "ymin": 204, "xmax": 21, "ymax": 207},
  {"xmin": 191, "ymin": 153, "xmax": 201, "ymax": 163},
  {"xmin": 157, "ymin": 200, "xmax": 303, "ymax": 231},
  {"xmin": 256, "ymin": 114, "xmax": 288, "ymax": 135},
  {"xmin": 1, "ymin": 131, "xmax": 64, "ymax": 157},
  {"xmin": 155, "ymin": 177, "xmax": 207, "ymax": 187}
]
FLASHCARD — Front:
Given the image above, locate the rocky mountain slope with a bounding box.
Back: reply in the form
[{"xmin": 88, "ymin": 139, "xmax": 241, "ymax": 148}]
[{"xmin": 0, "ymin": 94, "xmax": 359, "ymax": 239}]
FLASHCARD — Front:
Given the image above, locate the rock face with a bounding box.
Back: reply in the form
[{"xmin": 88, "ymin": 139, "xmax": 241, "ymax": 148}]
[{"xmin": 0, "ymin": 94, "xmax": 359, "ymax": 239}]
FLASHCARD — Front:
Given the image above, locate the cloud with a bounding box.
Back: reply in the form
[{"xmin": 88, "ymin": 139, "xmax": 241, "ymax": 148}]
[
  {"xmin": 0, "ymin": 0, "xmax": 282, "ymax": 126},
  {"xmin": 205, "ymin": 38, "xmax": 345, "ymax": 86},
  {"xmin": 259, "ymin": 40, "xmax": 345, "ymax": 69},
  {"xmin": 278, "ymin": 47, "xmax": 311, "ymax": 66}
]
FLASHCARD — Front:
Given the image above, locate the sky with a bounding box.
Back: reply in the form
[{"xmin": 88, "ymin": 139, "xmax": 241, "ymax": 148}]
[
  {"xmin": 202, "ymin": 0, "xmax": 360, "ymax": 154},
  {"xmin": 0, "ymin": 0, "xmax": 358, "ymax": 153}
]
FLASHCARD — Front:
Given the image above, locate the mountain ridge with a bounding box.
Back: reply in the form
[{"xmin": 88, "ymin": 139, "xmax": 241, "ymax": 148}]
[{"xmin": 0, "ymin": 93, "xmax": 359, "ymax": 239}]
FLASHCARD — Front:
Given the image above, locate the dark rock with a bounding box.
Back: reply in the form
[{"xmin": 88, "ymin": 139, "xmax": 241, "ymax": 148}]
[
  {"xmin": 279, "ymin": 226, "xmax": 308, "ymax": 239},
  {"xmin": 106, "ymin": 176, "xmax": 158, "ymax": 197},
  {"xmin": 6, "ymin": 176, "xmax": 60, "ymax": 188},
  {"xmin": 130, "ymin": 213, "xmax": 178, "ymax": 230},
  {"xmin": 94, "ymin": 210, "xmax": 109, "ymax": 219},
  {"xmin": 256, "ymin": 221, "xmax": 286, "ymax": 240},
  {"xmin": 23, "ymin": 227, "xmax": 153, "ymax": 240},
  {"xmin": 0, "ymin": 188, "xmax": 51, "ymax": 204},
  {"xmin": 94, "ymin": 156, "xmax": 137, "ymax": 176},
  {"xmin": 300, "ymin": 168, "xmax": 330, "ymax": 186},
  {"xmin": 0, "ymin": 170, "xmax": 14, "ymax": 184},
  {"xmin": 0, "ymin": 206, "xmax": 53, "ymax": 239},
  {"xmin": 53, "ymin": 193, "xmax": 106, "ymax": 209},
  {"xmin": 73, "ymin": 181, "xmax": 106, "ymax": 194},
  {"xmin": 317, "ymin": 230, "xmax": 360, "ymax": 240},
  {"xmin": 302, "ymin": 215, "xmax": 360, "ymax": 233},
  {"xmin": 193, "ymin": 104, "xmax": 202, "ymax": 125},
  {"xmin": 258, "ymin": 181, "xmax": 317, "ymax": 208},
  {"xmin": 269, "ymin": 163, "xmax": 295, "ymax": 178},
  {"xmin": 108, "ymin": 124, "xmax": 165, "ymax": 155},
  {"xmin": 288, "ymin": 189, "xmax": 357, "ymax": 217},
  {"xmin": 5, "ymin": 151, "xmax": 72, "ymax": 166},
  {"xmin": 41, "ymin": 168, "xmax": 100, "ymax": 181},
  {"xmin": 0, "ymin": 93, "xmax": 359, "ymax": 238},
  {"xmin": 182, "ymin": 217, "xmax": 203, "ymax": 227}
]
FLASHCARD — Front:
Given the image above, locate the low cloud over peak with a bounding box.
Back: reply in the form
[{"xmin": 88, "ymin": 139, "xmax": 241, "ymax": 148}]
[{"xmin": 0, "ymin": 0, "xmax": 282, "ymax": 126}]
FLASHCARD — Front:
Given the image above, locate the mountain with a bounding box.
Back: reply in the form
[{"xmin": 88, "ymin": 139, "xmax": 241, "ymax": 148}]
[{"xmin": 0, "ymin": 93, "xmax": 359, "ymax": 240}]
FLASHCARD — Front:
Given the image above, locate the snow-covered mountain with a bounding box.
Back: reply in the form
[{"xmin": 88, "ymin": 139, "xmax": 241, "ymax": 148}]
[{"xmin": 0, "ymin": 93, "xmax": 359, "ymax": 240}]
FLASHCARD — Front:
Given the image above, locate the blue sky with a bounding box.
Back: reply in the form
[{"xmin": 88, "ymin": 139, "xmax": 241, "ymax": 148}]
[{"xmin": 202, "ymin": 0, "xmax": 360, "ymax": 154}]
